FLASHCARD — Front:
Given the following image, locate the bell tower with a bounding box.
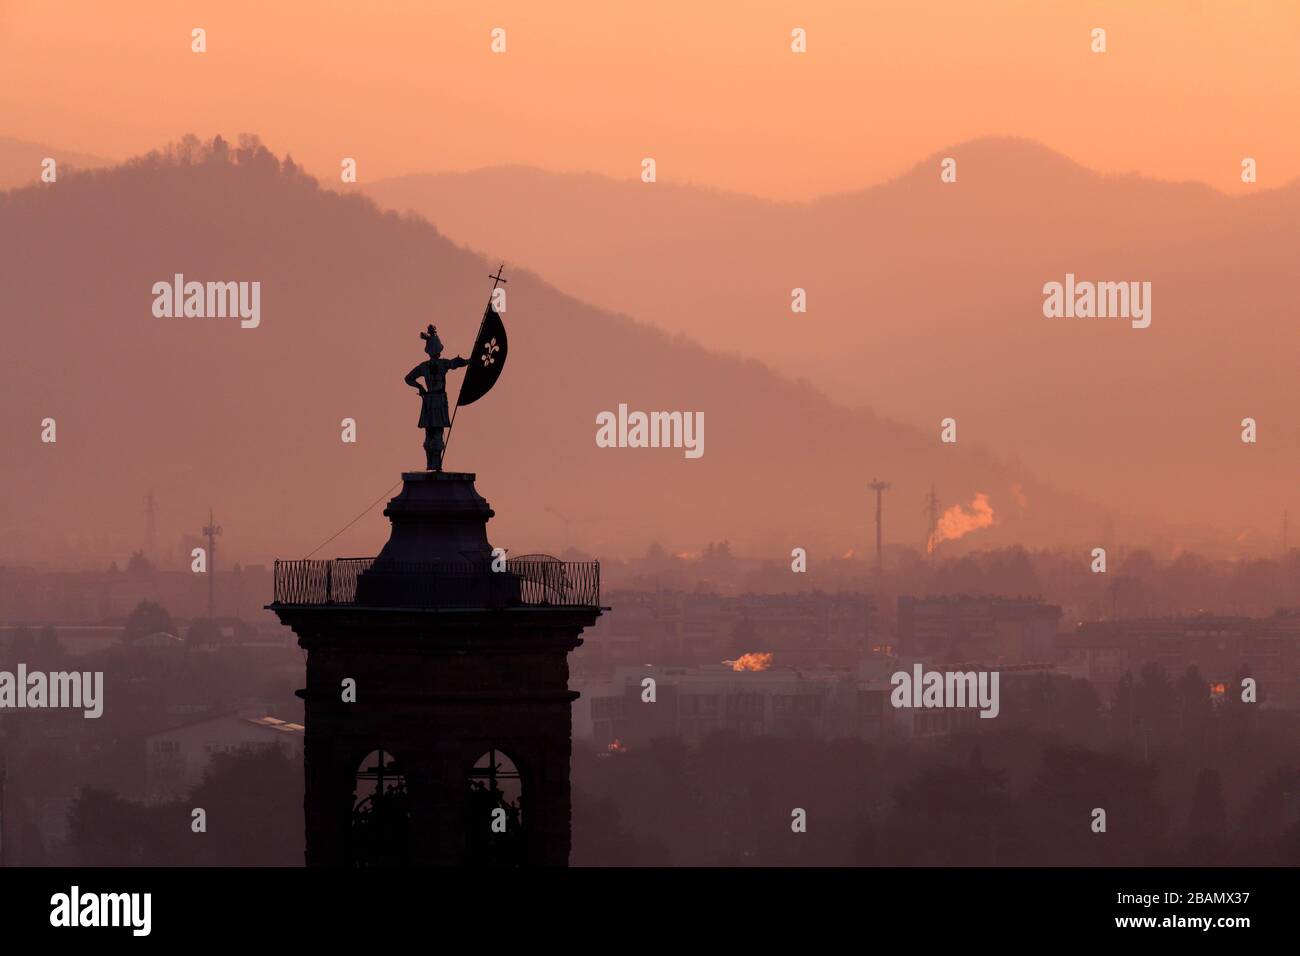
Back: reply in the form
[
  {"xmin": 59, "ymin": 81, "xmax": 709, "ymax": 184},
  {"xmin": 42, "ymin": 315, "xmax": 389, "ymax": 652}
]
[{"xmin": 269, "ymin": 469, "xmax": 602, "ymax": 866}]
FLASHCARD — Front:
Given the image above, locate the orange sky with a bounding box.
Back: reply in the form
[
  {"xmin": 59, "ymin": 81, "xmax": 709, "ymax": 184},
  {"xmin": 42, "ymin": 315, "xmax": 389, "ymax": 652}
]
[{"xmin": 3, "ymin": 0, "xmax": 1299, "ymax": 199}]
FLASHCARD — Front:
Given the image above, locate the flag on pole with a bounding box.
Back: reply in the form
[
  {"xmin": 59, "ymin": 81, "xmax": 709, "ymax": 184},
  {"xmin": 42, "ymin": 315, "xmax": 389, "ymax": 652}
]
[{"xmin": 456, "ymin": 303, "xmax": 508, "ymax": 407}]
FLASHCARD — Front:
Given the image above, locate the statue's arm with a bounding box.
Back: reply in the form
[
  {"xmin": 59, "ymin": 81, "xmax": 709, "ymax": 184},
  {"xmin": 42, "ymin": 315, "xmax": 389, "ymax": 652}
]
[
  {"xmin": 450, "ymin": 356, "xmax": 469, "ymax": 369},
  {"xmin": 404, "ymin": 364, "xmax": 427, "ymax": 394}
]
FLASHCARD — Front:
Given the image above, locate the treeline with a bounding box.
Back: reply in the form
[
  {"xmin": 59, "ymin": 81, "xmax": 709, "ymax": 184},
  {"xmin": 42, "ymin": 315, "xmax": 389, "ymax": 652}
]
[
  {"xmin": 66, "ymin": 748, "xmax": 303, "ymax": 866},
  {"xmin": 571, "ymin": 670, "xmax": 1299, "ymax": 866}
]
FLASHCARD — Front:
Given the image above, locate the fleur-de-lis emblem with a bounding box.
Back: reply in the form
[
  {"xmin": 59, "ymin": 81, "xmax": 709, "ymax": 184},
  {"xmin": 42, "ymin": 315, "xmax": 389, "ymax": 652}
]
[{"xmin": 480, "ymin": 338, "xmax": 500, "ymax": 366}]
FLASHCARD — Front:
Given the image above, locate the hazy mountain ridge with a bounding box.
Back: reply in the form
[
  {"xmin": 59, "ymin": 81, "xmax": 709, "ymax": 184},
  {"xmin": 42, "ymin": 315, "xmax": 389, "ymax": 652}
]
[
  {"xmin": 361, "ymin": 136, "xmax": 1300, "ymax": 537},
  {"xmin": 0, "ymin": 135, "xmax": 115, "ymax": 190},
  {"xmin": 0, "ymin": 135, "xmax": 1181, "ymax": 567}
]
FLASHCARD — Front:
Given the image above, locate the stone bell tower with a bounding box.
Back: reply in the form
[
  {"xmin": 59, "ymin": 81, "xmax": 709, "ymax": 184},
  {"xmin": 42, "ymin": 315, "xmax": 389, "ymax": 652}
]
[{"xmin": 269, "ymin": 470, "xmax": 602, "ymax": 866}]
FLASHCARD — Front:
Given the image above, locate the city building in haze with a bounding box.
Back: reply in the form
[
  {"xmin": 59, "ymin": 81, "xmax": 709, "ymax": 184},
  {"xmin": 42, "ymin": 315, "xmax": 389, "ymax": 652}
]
[
  {"xmin": 1063, "ymin": 611, "xmax": 1300, "ymax": 709},
  {"xmin": 582, "ymin": 590, "xmax": 872, "ymax": 668},
  {"xmin": 145, "ymin": 713, "xmax": 304, "ymax": 801},
  {"xmin": 897, "ymin": 595, "xmax": 1061, "ymax": 664}
]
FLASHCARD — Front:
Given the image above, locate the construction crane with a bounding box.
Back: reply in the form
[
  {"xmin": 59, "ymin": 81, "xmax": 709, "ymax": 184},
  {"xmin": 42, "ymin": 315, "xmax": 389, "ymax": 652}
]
[{"xmin": 544, "ymin": 505, "xmax": 572, "ymax": 532}]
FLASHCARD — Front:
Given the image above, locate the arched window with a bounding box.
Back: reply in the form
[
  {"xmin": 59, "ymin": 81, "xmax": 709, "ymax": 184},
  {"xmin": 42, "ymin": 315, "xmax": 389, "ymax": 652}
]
[
  {"xmin": 464, "ymin": 749, "xmax": 523, "ymax": 865},
  {"xmin": 351, "ymin": 749, "xmax": 411, "ymax": 867}
]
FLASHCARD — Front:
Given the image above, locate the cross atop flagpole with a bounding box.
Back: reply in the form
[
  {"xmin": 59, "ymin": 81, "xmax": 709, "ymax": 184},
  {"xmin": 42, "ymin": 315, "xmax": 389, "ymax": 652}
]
[{"xmin": 488, "ymin": 264, "xmax": 508, "ymax": 292}]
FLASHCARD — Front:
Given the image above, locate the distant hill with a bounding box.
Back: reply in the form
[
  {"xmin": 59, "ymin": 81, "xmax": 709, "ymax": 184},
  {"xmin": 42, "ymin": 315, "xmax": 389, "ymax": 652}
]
[
  {"xmin": 0, "ymin": 136, "xmax": 1168, "ymax": 567},
  {"xmin": 364, "ymin": 139, "xmax": 1300, "ymax": 538},
  {"xmin": 0, "ymin": 136, "xmax": 114, "ymax": 189}
]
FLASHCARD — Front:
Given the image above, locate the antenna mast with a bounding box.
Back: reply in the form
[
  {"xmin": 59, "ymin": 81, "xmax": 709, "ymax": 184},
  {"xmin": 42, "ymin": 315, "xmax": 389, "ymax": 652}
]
[
  {"xmin": 868, "ymin": 479, "xmax": 891, "ymax": 573},
  {"xmin": 202, "ymin": 508, "xmax": 223, "ymax": 620}
]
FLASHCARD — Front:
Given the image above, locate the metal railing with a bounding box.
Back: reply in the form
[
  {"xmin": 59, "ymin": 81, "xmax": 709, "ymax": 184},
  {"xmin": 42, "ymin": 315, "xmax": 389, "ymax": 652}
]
[{"xmin": 272, "ymin": 557, "xmax": 600, "ymax": 610}]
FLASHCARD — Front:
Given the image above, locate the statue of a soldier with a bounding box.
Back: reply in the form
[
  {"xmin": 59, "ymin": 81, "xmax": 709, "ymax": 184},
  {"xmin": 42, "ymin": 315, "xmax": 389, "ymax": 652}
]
[{"xmin": 405, "ymin": 324, "xmax": 469, "ymax": 470}]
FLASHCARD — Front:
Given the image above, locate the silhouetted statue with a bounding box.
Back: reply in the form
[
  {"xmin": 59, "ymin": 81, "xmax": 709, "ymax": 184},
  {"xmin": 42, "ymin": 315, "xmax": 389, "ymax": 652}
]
[
  {"xmin": 405, "ymin": 324, "xmax": 468, "ymax": 470},
  {"xmin": 274, "ymin": 272, "xmax": 599, "ymax": 867}
]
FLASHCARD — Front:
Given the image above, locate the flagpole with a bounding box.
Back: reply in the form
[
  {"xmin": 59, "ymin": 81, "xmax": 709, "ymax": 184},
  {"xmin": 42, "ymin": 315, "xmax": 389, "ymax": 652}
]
[{"xmin": 441, "ymin": 265, "xmax": 506, "ymax": 468}]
